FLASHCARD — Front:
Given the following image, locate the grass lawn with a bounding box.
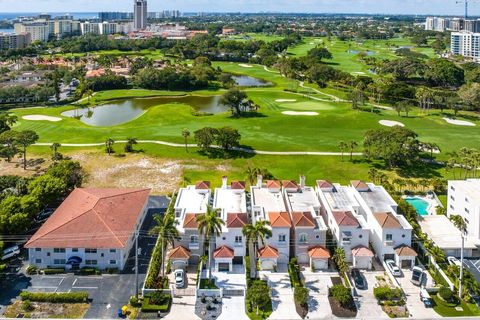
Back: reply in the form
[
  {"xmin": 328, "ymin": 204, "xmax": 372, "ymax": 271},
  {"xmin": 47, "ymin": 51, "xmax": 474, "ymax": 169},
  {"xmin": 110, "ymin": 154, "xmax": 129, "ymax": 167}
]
[
  {"xmin": 432, "ymin": 294, "xmax": 480, "ymax": 317},
  {"xmin": 199, "ymin": 279, "xmax": 219, "ymax": 289}
]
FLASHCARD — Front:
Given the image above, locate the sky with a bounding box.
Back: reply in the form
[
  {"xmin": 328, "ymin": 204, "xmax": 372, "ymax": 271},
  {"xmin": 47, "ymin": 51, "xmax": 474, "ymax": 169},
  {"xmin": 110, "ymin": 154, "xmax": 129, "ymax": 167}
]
[{"xmin": 0, "ymin": 0, "xmax": 479, "ymax": 16}]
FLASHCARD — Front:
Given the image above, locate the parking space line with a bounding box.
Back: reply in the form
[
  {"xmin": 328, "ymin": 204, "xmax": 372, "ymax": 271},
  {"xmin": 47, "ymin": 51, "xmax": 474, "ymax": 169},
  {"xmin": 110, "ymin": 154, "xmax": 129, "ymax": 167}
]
[
  {"xmin": 77, "ymin": 276, "xmax": 103, "ymax": 279},
  {"xmin": 72, "ymin": 278, "xmax": 78, "ymax": 286},
  {"xmin": 30, "ymin": 286, "xmax": 58, "ymax": 289},
  {"xmin": 73, "ymin": 286, "xmax": 98, "ymax": 289},
  {"xmin": 58, "ymin": 278, "xmax": 65, "ymax": 286}
]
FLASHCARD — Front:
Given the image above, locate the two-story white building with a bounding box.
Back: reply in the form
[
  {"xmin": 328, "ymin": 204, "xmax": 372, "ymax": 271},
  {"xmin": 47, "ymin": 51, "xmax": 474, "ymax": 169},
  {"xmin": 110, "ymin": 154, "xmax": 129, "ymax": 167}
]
[
  {"xmin": 251, "ymin": 176, "xmax": 291, "ymax": 270},
  {"xmin": 351, "ymin": 181, "xmax": 416, "ymax": 269},
  {"xmin": 170, "ymin": 181, "xmax": 211, "ymax": 268},
  {"xmin": 212, "ymin": 177, "xmax": 248, "ymax": 271},
  {"xmin": 316, "ymin": 180, "xmax": 373, "ymax": 269},
  {"xmin": 447, "ymin": 179, "xmax": 480, "ymax": 243},
  {"xmin": 283, "ymin": 176, "xmax": 329, "ymax": 269}
]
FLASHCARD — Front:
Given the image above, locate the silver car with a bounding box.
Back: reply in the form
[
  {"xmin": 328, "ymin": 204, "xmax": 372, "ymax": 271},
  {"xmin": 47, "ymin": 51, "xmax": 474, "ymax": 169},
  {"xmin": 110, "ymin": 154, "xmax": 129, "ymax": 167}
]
[
  {"xmin": 174, "ymin": 269, "xmax": 185, "ymax": 288},
  {"xmin": 386, "ymin": 259, "xmax": 402, "ymax": 277}
]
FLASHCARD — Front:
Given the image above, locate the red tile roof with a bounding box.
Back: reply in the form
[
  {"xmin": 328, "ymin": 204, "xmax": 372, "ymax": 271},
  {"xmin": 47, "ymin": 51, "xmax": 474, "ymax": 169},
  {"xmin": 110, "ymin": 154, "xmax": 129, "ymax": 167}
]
[
  {"xmin": 352, "ymin": 246, "xmax": 374, "ymax": 257},
  {"xmin": 183, "ymin": 213, "xmax": 199, "ymax": 228},
  {"xmin": 395, "ymin": 245, "xmax": 417, "ymax": 257},
  {"xmin": 316, "ymin": 180, "xmax": 334, "ymax": 189},
  {"xmin": 231, "ymin": 181, "xmax": 246, "ymax": 190},
  {"xmin": 291, "ymin": 212, "xmax": 315, "ymax": 227},
  {"xmin": 266, "ymin": 180, "xmax": 281, "ymax": 189},
  {"xmin": 308, "ymin": 245, "xmax": 331, "ymax": 259},
  {"xmin": 351, "ymin": 180, "xmax": 369, "ymax": 191},
  {"xmin": 226, "ymin": 213, "xmax": 248, "ymax": 228},
  {"xmin": 258, "ymin": 246, "xmax": 279, "ymax": 258},
  {"xmin": 169, "ymin": 246, "xmax": 191, "ymax": 259},
  {"xmin": 282, "ymin": 180, "xmax": 298, "ymax": 189},
  {"xmin": 332, "ymin": 211, "xmax": 360, "ymax": 227},
  {"xmin": 25, "ymin": 188, "xmax": 150, "ymax": 249},
  {"xmin": 195, "ymin": 181, "xmax": 211, "ymax": 190},
  {"xmin": 374, "ymin": 212, "xmax": 401, "ymax": 229},
  {"xmin": 213, "ymin": 245, "xmax": 235, "ymax": 258},
  {"xmin": 268, "ymin": 212, "xmax": 292, "ymax": 228}
]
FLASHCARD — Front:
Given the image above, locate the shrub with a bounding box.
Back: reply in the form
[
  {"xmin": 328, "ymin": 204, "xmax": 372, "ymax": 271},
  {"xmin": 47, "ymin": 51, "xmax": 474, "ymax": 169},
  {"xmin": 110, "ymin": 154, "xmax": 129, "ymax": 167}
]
[
  {"xmin": 79, "ymin": 267, "xmax": 99, "ymax": 275},
  {"xmin": 129, "ymin": 296, "xmax": 140, "ymax": 307},
  {"xmin": 105, "ymin": 267, "xmax": 118, "ymax": 274},
  {"xmin": 26, "ymin": 265, "xmax": 38, "ymax": 275},
  {"xmin": 329, "ymin": 284, "xmax": 352, "ymax": 307},
  {"xmin": 373, "ymin": 286, "xmax": 403, "ymax": 301},
  {"xmin": 288, "ymin": 258, "xmax": 302, "ymax": 287},
  {"xmin": 141, "ymin": 293, "xmax": 171, "ymax": 313},
  {"xmin": 43, "ymin": 268, "xmax": 65, "ymax": 275},
  {"xmin": 294, "ymin": 286, "xmax": 309, "ymax": 307},
  {"xmin": 438, "ymin": 286, "xmax": 454, "ymax": 302},
  {"xmin": 0, "ymin": 264, "xmax": 6, "ymax": 272},
  {"xmin": 20, "ymin": 291, "xmax": 88, "ymax": 303},
  {"xmin": 246, "ymin": 280, "xmax": 271, "ymax": 313},
  {"xmin": 22, "ymin": 300, "xmax": 33, "ymax": 311}
]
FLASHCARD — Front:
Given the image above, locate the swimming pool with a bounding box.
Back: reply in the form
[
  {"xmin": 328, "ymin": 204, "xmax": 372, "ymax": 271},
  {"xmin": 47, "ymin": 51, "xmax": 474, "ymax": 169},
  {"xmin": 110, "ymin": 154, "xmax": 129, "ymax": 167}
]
[{"xmin": 405, "ymin": 197, "xmax": 430, "ymax": 216}]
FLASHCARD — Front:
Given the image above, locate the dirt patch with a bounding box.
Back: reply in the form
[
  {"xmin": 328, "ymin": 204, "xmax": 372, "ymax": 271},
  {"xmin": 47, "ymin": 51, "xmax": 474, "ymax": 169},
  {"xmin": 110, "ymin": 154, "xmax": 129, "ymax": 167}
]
[
  {"xmin": 4, "ymin": 301, "xmax": 89, "ymax": 318},
  {"xmin": 328, "ymin": 296, "xmax": 357, "ymax": 318}
]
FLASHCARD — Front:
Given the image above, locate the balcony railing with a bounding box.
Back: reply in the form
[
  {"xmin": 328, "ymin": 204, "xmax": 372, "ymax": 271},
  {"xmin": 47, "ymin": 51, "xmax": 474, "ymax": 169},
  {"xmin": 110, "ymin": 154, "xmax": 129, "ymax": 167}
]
[
  {"xmin": 384, "ymin": 240, "xmax": 395, "ymax": 246},
  {"xmin": 342, "ymin": 239, "xmax": 351, "ymax": 245},
  {"xmin": 189, "ymin": 243, "xmax": 200, "ymax": 250},
  {"xmin": 234, "ymin": 242, "xmax": 243, "ymax": 247}
]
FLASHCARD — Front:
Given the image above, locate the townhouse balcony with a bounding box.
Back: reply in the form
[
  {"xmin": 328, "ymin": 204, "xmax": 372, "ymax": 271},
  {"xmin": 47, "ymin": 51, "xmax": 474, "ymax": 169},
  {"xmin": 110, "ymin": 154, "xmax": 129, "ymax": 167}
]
[
  {"xmin": 234, "ymin": 242, "xmax": 243, "ymax": 247},
  {"xmin": 341, "ymin": 240, "xmax": 351, "ymax": 246},
  {"xmin": 189, "ymin": 243, "xmax": 200, "ymax": 250},
  {"xmin": 384, "ymin": 240, "xmax": 395, "ymax": 246}
]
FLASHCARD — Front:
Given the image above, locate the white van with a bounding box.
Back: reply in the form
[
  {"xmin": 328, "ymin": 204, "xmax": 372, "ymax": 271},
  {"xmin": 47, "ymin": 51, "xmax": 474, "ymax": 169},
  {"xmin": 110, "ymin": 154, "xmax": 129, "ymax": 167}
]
[{"xmin": 1, "ymin": 245, "xmax": 20, "ymax": 261}]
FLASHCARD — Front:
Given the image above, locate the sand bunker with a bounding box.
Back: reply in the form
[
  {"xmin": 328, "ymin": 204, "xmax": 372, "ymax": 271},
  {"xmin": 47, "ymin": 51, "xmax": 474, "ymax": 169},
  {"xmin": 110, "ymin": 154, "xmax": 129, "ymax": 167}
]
[
  {"xmin": 22, "ymin": 115, "xmax": 62, "ymax": 122},
  {"xmin": 238, "ymin": 64, "xmax": 253, "ymax": 68},
  {"xmin": 443, "ymin": 118, "xmax": 476, "ymax": 127},
  {"xmin": 379, "ymin": 120, "xmax": 405, "ymax": 127},
  {"xmin": 275, "ymin": 99, "xmax": 297, "ymax": 102},
  {"xmin": 352, "ymin": 71, "xmax": 367, "ymax": 75},
  {"xmin": 282, "ymin": 111, "xmax": 318, "ymax": 116}
]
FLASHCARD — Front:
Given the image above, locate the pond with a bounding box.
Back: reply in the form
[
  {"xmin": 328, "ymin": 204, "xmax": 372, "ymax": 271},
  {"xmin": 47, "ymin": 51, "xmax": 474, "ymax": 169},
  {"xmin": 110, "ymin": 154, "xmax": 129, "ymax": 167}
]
[
  {"xmin": 232, "ymin": 75, "xmax": 271, "ymax": 87},
  {"xmin": 348, "ymin": 50, "xmax": 376, "ymax": 56},
  {"xmin": 62, "ymin": 95, "xmax": 228, "ymax": 127}
]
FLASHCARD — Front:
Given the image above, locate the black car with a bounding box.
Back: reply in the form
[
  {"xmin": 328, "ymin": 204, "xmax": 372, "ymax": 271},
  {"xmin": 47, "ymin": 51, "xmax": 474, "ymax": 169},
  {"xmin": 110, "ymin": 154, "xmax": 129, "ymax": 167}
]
[{"xmin": 351, "ymin": 268, "xmax": 366, "ymax": 289}]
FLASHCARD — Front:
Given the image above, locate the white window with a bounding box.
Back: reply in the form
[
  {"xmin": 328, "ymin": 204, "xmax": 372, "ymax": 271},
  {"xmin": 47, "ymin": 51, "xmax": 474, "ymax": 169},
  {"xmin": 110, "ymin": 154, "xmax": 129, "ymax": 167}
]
[
  {"xmin": 85, "ymin": 248, "xmax": 97, "ymax": 254},
  {"xmin": 53, "ymin": 248, "xmax": 65, "ymax": 253},
  {"xmin": 35, "ymin": 248, "xmax": 41, "ymax": 252},
  {"xmin": 299, "ymin": 234, "xmax": 308, "ymax": 243},
  {"xmin": 450, "ymin": 195, "xmax": 455, "ymax": 201},
  {"xmin": 279, "ymin": 234, "xmax": 286, "ymax": 243},
  {"xmin": 72, "ymin": 248, "xmax": 78, "ymax": 252},
  {"xmin": 190, "ymin": 235, "xmax": 199, "ymax": 243},
  {"xmin": 85, "ymin": 260, "xmax": 98, "ymax": 265},
  {"xmin": 35, "ymin": 259, "xmax": 42, "ymax": 263},
  {"xmin": 386, "ymin": 234, "xmax": 393, "ymax": 241},
  {"xmin": 110, "ymin": 249, "xmax": 116, "ymax": 253},
  {"xmin": 235, "ymin": 236, "xmax": 242, "ymax": 244},
  {"xmin": 54, "ymin": 259, "xmax": 66, "ymax": 265},
  {"xmin": 465, "ymin": 208, "xmax": 470, "ymax": 213},
  {"xmin": 109, "ymin": 260, "xmax": 116, "ymax": 265}
]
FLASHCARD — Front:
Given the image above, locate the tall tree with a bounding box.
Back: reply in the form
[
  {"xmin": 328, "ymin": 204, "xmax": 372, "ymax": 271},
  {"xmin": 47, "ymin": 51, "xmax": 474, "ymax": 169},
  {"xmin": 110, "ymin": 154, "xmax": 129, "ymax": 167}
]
[
  {"xmin": 105, "ymin": 138, "xmax": 115, "ymax": 155},
  {"xmin": 182, "ymin": 129, "xmax": 190, "ymax": 152},
  {"xmin": 149, "ymin": 212, "xmax": 180, "ymax": 278},
  {"xmin": 124, "ymin": 137, "xmax": 137, "ymax": 153},
  {"xmin": 15, "ymin": 130, "xmax": 39, "ymax": 170},
  {"xmin": 338, "ymin": 141, "xmax": 348, "ymax": 161},
  {"xmin": 50, "ymin": 142, "xmax": 62, "ymax": 161},
  {"xmin": 220, "ymin": 88, "xmax": 248, "ymax": 117},
  {"xmin": 0, "ymin": 113, "xmax": 17, "ymax": 134},
  {"xmin": 0, "ymin": 130, "xmax": 19, "ymax": 162},
  {"xmin": 348, "ymin": 140, "xmax": 358, "ymax": 161},
  {"xmin": 242, "ymin": 220, "xmax": 272, "ymax": 279},
  {"xmin": 196, "ymin": 206, "xmax": 224, "ymax": 280}
]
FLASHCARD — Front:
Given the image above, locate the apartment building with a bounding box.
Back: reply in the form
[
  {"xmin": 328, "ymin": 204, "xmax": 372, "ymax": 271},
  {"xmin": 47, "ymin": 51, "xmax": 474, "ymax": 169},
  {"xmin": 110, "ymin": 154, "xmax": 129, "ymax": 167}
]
[
  {"xmin": 212, "ymin": 177, "xmax": 248, "ymax": 271},
  {"xmin": 14, "ymin": 22, "xmax": 50, "ymax": 42},
  {"xmin": 283, "ymin": 176, "xmax": 329, "ymax": 269},
  {"xmin": 171, "ymin": 181, "xmax": 211, "ymax": 268},
  {"xmin": 0, "ymin": 33, "xmax": 31, "ymax": 50},
  {"xmin": 350, "ymin": 181, "xmax": 416, "ymax": 269},
  {"xmin": 451, "ymin": 31, "xmax": 480, "ymax": 61},
  {"xmin": 447, "ymin": 179, "xmax": 480, "ymax": 242},
  {"xmin": 80, "ymin": 22, "xmax": 101, "ymax": 35},
  {"xmin": 251, "ymin": 177, "xmax": 291, "ymax": 270},
  {"xmin": 134, "ymin": 0, "xmax": 148, "ymax": 30},
  {"xmin": 316, "ymin": 180, "xmax": 373, "ymax": 269}
]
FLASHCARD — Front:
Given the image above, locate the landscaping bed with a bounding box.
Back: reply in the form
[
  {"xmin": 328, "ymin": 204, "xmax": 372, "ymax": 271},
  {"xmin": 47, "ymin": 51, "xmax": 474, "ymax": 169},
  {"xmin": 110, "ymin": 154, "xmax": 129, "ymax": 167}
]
[
  {"xmin": 4, "ymin": 300, "xmax": 89, "ymax": 318},
  {"xmin": 246, "ymin": 279, "xmax": 272, "ymax": 320},
  {"xmin": 199, "ymin": 278, "xmax": 219, "ymax": 289},
  {"xmin": 288, "ymin": 258, "xmax": 308, "ymax": 318},
  {"xmin": 140, "ymin": 292, "xmax": 172, "ymax": 313},
  {"xmin": 328, "ymin": 278, "xmax": 357, "ymax": 318}
]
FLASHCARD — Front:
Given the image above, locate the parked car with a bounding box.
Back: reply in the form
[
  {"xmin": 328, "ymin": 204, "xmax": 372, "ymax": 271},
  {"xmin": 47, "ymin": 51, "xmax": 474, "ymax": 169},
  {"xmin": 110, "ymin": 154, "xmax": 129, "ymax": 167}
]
[
  {"xmin": 447, "ymin": 256, "xmax": 462, "ymax": 267},
  {"xmin": 174, "ymin": 269, "xmax": 185, "ymax": 288},
  {"xmin": 1, "ymin": 245, "xmax": 21, "ymax": 261},
  {"xmin": 386, "ymin": 259, "xmax": 402, "ymax": 277},
  {"xmin": 420, "ymin": 288, "xmax": 433, "ymax": 308},
  {"xmin": 351, "ymin": 268, "xmax": 366, "ymax": 289},
  {"xmin": 411, "ymin": 266, "xmax": 425, "ymax": 286}
]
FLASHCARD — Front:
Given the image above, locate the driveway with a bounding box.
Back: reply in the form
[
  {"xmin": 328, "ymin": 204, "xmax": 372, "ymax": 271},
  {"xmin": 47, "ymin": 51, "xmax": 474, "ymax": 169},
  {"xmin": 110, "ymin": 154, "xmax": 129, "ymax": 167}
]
[
  {"xmin": 260, "ymin": 265, "xmax": 300, "ymax": 320},
  {"xmin": 301, "ymin": 269, "xmax": 334, "ymax": 320},
  {"xmin": 353, "ymin": 271, "xmax": 388, "ymax": 319},
  {"xmin": 214, "ymin": 264, "xmax": 248, "ymax": 320},
  {"xmin": 164, "ymin": 266, "xmax": 198, "ymax": 320},
  {"xmin": 396, "ymin": 270, "xmax": 440, "ymax": 319}
]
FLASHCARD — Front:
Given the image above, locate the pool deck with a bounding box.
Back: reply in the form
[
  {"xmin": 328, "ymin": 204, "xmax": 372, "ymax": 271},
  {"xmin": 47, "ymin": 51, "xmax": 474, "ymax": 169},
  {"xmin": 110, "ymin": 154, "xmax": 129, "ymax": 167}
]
[{"xmin": 402, "ymin": 194, "xmax": 441, "ymax": 215}]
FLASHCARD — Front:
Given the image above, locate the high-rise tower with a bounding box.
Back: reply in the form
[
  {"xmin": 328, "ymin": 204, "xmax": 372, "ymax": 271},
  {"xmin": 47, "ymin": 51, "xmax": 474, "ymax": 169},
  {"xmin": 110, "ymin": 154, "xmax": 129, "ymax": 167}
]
[{"xmin": 134, "ymin": 0, "xmax": 147, "ymax": 30}]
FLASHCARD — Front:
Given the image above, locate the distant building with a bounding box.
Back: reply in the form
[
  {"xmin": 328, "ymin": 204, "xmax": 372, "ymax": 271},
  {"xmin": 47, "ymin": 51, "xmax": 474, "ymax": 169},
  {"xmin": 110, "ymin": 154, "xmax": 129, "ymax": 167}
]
[
  {"xmin": 98, "ymin": 12, "xmax": 133, "ymax": 21},
  {"xmin": 447, "ymin": 179, "xmax": 480, "ymax": 242},
  {"xmin": 99, "ymin": 22, "xmax": 118, "ymax": 35},
  {"xmin": 451, "ymin": 31, "xmax": 480, "ymax": 60},
  {"xmin": 80, "ymin": 22, "xmax": 100, "ymax": 35},
  {"xmin": 0, "ymin": 32, "xmax": 31, "ymax": 50},
  {"xmin": 134, "ymin": 0, "xmax": 148, "ymax": 30},
  {"xmin": 14, "ymin": 22, "xmax": 50, "ymax": 42}
]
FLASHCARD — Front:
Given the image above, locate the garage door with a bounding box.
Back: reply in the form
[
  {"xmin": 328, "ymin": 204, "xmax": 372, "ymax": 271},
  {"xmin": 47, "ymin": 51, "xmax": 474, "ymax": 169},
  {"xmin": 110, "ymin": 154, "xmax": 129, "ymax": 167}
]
[
  {"xmin": 298, "ymin": 254, "xmax": 309, "ymax": 264},
  {"xmin": 313, "ymin": 259, "xmax": 327, "ymax": 270},
  {"xmin": 354, "ymin": 256, "xmax": 372, "ymax": 270},
  {"xmin": 261, "ymin": 259, "xmax": 275, "ymax": 270},
  {"xmin": 278, "ymin": 254, "xmax": 289, "ymax": 264},
  {"xmin": 218, "ymin": 263, "xmax": 230, "ymax": 271},
  {"xmin": 401, "ymin": 259, "xmax": 412, "ymax": 269}
]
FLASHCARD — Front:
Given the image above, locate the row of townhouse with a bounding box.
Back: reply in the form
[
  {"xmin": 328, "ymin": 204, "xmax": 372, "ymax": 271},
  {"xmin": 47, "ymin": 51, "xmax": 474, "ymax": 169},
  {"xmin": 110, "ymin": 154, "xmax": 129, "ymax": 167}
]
[{"xmin": 168, "ymin": 176, "xmax": 417, "ymax": 272}]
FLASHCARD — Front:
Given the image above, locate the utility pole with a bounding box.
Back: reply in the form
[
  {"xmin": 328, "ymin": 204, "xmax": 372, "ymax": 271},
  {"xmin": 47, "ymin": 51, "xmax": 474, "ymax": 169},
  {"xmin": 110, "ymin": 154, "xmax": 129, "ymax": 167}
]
[
  {"xmin": 135, "ymin": 231, "xmax": 139, "ymax": 300},
  {"xmin": 459, "ymin": 232, "xmax": 465, "ymax": 299}
]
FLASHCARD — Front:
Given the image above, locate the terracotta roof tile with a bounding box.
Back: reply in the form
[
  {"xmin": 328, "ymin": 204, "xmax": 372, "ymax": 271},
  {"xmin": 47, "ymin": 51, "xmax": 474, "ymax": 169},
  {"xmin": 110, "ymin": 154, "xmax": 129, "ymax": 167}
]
[
  {"xmin": 268, "ymin": 212, "xmax": 292, "ymax": 227},
  {"xmin": 195, "ymin": 181, "xmax": 211, "ymax": 190},
  {"xmin": 282, "ymin": 180, "xmax": 298, "ymax": 189},
  {"xmin": 352, "ymin": 245, "xmax": 374, "ymax": 257},
  {"xmin": 231, "ymin": 181, "xmax": 246, "ymax": 190},
  {"xmin": 226, "ymin": 213, "xmax": 248, "ymax": 228},
  {"xmin": 213, "ymin": 245, "xmax": 235, "ymax": 258},
  {"xmin": 316, "ymin": 180, "xmax": 334, "ymax": 189},
  {"xmin": 169, "ymin": 246, "xmax": 191, "ymax": 259},
  {"xmin": 351, "ymin": 180, "xmax": 369, "ymax": 191},
  {"xmin": 332, "ymin": 211, "xmax": 360, "ymax": 227},
  {"xmin": 266, "ymin": 180, "xmax": 281, "ymax": 189},
  {"xmin": 183, "ymin": 213, "xmax": 199, "ymax": 228},
  {"xmin": 395, "ymin": 245, "xmax": 417, "ymax": 257},
  {"xmin": 308, "ymin": 245, "xmax": 331, "ymax": 259},
  {"xmin": 258, "ymin": 246, "xmax": 279, "ymax": 258},
  {"xmin": 374, "ymin": 212, "xmax": 401, "ymax": 229},
  {"xmin": 291, "ymin": 212, "xmax": 315, "ymax": 227},
  {"xmin": 25, "ymin": 188, "xmax": 150, "ymax": 249}
]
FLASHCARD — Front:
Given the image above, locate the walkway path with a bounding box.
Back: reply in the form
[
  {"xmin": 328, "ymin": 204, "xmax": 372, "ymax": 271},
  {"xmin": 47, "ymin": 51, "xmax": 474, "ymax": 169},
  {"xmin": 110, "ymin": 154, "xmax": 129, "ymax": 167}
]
[
  {"xmin": 299, "ymin": 82, "xmax": 345, "ymax": 102},
  {"xmin": 35, "ymin": 141, "xmax": 362, "ymax": 156}
]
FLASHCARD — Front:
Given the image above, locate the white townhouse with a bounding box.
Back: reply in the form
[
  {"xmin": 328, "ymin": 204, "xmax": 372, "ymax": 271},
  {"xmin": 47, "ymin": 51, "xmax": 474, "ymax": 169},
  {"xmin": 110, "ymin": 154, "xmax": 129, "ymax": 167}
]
[
  {"xmin": 316, "ymin": 180, "xmax": 373, "ymax": 269},
  {"xmin": 283, "ymin": 176, "xmax": 329, "ymax": 269},
  {"xmin": 170, "ymin": 181, "xmax": 211, "ymax": 268},
  {"xmin": 212, "ymin": 176, "xmax": 248, "ymax": 271},
  {"xmin": 251, "ymin": 176, "xmax": 291, "ymax": 270},
  {"xmin": 350, "ymin": 181, "xmax": 417, "ymax": 269}
]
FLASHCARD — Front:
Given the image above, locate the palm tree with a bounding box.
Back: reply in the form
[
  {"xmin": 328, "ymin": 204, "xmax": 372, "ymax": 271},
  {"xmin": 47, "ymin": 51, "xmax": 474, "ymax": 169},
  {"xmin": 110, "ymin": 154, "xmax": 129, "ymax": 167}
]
[
  {"xmin": 50, "ymin": 142, "xmax": 61, "ymax": 161},
  {"xmin": 348, "ymin": 140, "xmax": 358, "ymax": 161},
  {"xmin": 242, "ymin": 220, "xmax": 272, "ymax": 279},
  {"xmin": 338, "ymin": 141, "xmax": 348, "ymax": 161},
  {"xmin": 105, "ymin": 138, "xmax": 115, "ymax": 155},
  {"xmin": 149, "ymin": 213, "xmax": 180, "ymax": 278},
  {"xmin": 181, "ymin": 129, "xmax": 190, "ymax": 152},
  {"xmin": 85, "ymin": 89, "xmax": 94, "ymax": 103},
  {"xmin": 124, "ymin": 137, "xmax": 138, "ymax": 153},
  {"xmin": 196, "ymin": 206, "xmax": 225, "ymax": 280}
]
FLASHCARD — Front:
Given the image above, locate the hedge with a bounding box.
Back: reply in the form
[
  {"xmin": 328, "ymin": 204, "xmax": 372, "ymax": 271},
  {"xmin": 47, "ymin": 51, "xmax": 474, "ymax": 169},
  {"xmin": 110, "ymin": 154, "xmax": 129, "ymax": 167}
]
[
  {"xmin": 141, "ymin": 294, "xmax": 171, "ymax": 313},
  {"xmin": 20, "ymin": 291, "xmax": 89, "ymax": 303},
  {"xmin": 79, "ymin": 267, "xmax": 100, "ymax": 275},
  {"xmin": 288, "ymin": 258, "xmax": 302, "ymax": 288},
  {"xmin": 43, "ymin": 268, "xmax": 65, "ymax": 275},
  {"xmin": 373, "ymin": 286, "xmax": 403, "ymax": 301}
]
